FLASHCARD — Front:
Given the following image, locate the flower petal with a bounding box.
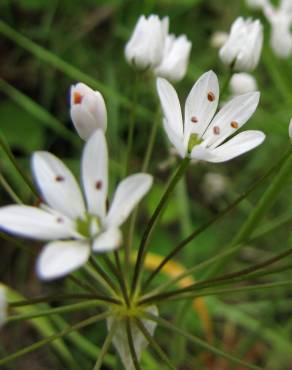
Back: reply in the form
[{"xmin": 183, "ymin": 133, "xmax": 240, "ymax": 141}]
[
  {"xmin": 106, "ymin": 174, "xmax": 153, "ymax": 227},
  {"xmin": 32, "ymin": 152, "xmax": 85, "ymax": 220},
  {"xmin": 36, "ymin": 240, "xmax": 90, "ymax": 280},
  {"xmin": 206, "ymin": 130, "xmax": 265, "ymax": 163},
  {"xmin": 107, "ymin": 306, "xmax": 158, "ymax": 370},
  {"xmin": 92, "ymin": 227, "xmax": 122, "ymax": 252},
  {"xmin": 156, "ymin": 78, "xmax": 185, "ymax": 156},
  {"xmin": 204, "ymin": 91, "xmax": 260, "ymax": 148},
  {"xmin": 0, "ymin": 205, "xmax": 75, "ymax": 240},
  {"xmin": 81, "ymin": 130, "xmax": 108, "ymax": 218},
  {"xmin": 184, "ymin": 70, "xmax": 219, "ymax": 141}
]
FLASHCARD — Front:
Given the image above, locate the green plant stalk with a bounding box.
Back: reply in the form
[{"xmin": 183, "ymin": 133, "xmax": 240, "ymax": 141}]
[
  {"xmin": 69, "ymin": 275, "xmax": 97, "ymax": 294},
  {"xmin": 207, "ymin": 149, "xmax": 292, "ymax": 278},
  {"xmin": 135, "ymin": 318, "xmax": 176, "ymax": 370},
  {"xmin": 144, "ymin": 313, "xmax": 263, "ymax": 370},
  {"xmin": 93, "ymin": 320, "xmax": 118, "ymax": 370},
  {"xmin": 141, "ymin": 280, "xmax": 292, "ymax": 305},
  {"xmin": 0, "ymin": 20, "xmax": 152, "ymax": 121},
  {"xmin": 7, "ymin": 300, "xmax": 104, "ymax": 323},
  {"xmin": 0, "ymin": 172, "xmax": 22, "ymax": 204},
  {"xmin": 0, "ymin": 133, "xmax": 38, "ymax": 197},
  {"xmin": 126, "ymin": 318, "xmax": 141, "ymax": 370},
  {"xmin": 10, "ymin": 293, "xmax": 120, "ymax": 307},
  {"xmin": 143, "ymin": 149, "xmax": 291, "ymax": 290},
  {"xmin": 149, "ymin": 211, "xmax": 292, "ymax": 295},
  {"xmin": 114, "ymin": 250, "xmax": 130, "ymax": 307},
  {"xmin": 89, "ymin": 256, "xmax": 119, "ymax": 295},
  {"xmin": 0, "ymin": 311, "xmax": 111, "ymax": 366},
  {"xmin": 0, "ymin": 79, "xmax": 79, "ymax": 146},
  {"xmin": 131, "ymin": 157, "xmax": 190, "ymax": 296}
]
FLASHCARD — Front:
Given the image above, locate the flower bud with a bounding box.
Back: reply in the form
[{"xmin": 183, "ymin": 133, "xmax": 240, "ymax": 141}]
[
  {"xmin": 245, "ymin": 0, "xmax": 268, "ymax": 10},
  {"xmin": 210, "ymin": 31, "xmax": 229, "ymax": 48},
  {"xmin": 289, "ymin": 118, "xmax": 292, "ymax": 141},
  {"xmin": 125, "ymin": 15, "xmax": 169, "ymax": 70},
  {"xmin": 219, "ymin": 17, "xmax": 263, "ymax": 71},
  {"xmin": 70, "ymin": 82, "xmax": 107, "ymax": 140},
  {"xmin": 154, "ymin": 34, "xmax": 192, "ymax": 82},
  {"xmin": 229, "ymin": 73, "xmax": 257, "ymax": 95}
]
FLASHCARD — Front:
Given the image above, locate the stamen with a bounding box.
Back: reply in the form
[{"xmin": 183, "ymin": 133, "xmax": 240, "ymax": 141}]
[
  {"xmin": 213, "ymin": 126, "xmax": 220, "ymax": 135},
  {"xmin": 231, "ymin": 121, "xmax": 239, "ymax": 129},
  {"xmin": 55, "ymin": 175, "xmax": 65, "ymax": 182},
  {"xmin": 191, "ymin": 116, "xmax": 198, "ymax": 123},
  {"xmin": 95, "ymin": 180, "xmax": 103, "ymax": 190},
  {"xmin": 207, "ymin": 91, "xmax": 215, "ymax": 102},
  {"xmin": 73, "ymin": 92, "xmax": 83, "ymax": 105}
]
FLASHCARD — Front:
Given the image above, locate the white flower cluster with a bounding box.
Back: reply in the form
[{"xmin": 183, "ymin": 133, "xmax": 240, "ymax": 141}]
[
  {"xmin": 125, "ymin": 15, "xmax": 192, "ymax": 82},
  {"xmin": 246, "ymin": 0, "xmax": 292, "ymax": 58}
]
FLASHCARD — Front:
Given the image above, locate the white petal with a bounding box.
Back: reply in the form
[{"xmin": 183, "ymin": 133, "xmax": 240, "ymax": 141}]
[
  {"xmin": 0, "ymin": 205, "xmax": 75, "ymax": 240},
  {"xmin": 37, "ymin": 240, "xmax": 90, "ymax": 280},
  {"xmin": 106, "ymin": 174, "xmax": 153, "ymax": 227},
  {"xmin": 32, "ymin": 152, "xmax": 85, "ymax": 220},
  {"xmin": 81, "ymin": 130, "xmax": 108, "ymax": 218},
  {"xmin": 184, "ymin": 70, "xmax": 219, "ymax": 142},
  {"xmin": 107, "ymin": 306, "xmax": 158, "ymax": 370},
  {"xmin": 204, "ymin": 92, "xmax": 260, "ymax": 148},
  {"xmin": 92, "ymin": 228, "xmax": 122, "ymax": 252},
  {"xmin": 207, "ymin": 130, "xmax": 265, "ymax": 163},
  {"xmin": 156, "ymin": 78, "xmax": 185, "ymax": 155}
]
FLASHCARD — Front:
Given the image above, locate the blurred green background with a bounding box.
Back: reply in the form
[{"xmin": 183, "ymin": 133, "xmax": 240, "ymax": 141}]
[{"xmin": 1, "ymin": 0, "xmax": 292, "ymax": 369}]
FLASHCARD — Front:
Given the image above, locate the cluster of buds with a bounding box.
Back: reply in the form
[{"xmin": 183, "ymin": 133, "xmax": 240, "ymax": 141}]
[{"xmin": 125, "ymin": 15, "xmax": 192, "ymax": 82}]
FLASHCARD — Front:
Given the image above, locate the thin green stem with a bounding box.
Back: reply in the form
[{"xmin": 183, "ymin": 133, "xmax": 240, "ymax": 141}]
[
  {"xmin": 0, "ymin": 172, "xmax": 23, "ymax": 204},
  {"xmin": 131, "ymin": 157, "xmax": 190, "ymax": 296},
  {"xmin": 93, "ymin": 320, "xmax": 118, "ymax": 370},
  {"xmin": 10, "ymin": 293, "xmax": 121, "ymax": 307},
  {"xmin": 114, "ymin": 251, "xmax": 130, "ymax": 307},
  {"xmin": 143, "ymin": 149, "xmax": 290, "ymax": 290},
  {"xmin": 68, "ymin": 275, "xmax": 97, "ymax": 294},
  {"xmin": 0, "ymin": 133, "xmax": 38, "ymax": 197},
  {"xmin": 140, "ymin": 280, "xmax": 292, "ymax": 306},
  {"xmin": 126, "ymin": 318, "xmax": 141, "ymax": 370},
  {"xmin": 207, "ymin": 149, "xmax": 292, "ymax": 278},
  {"xmin": 7, "ymin": 301, "xmax": 103, "ymax": 322},
  {"xmin": 144, "ymin": 314, "xmax": 263, "ymax": 370},
  {"xmin": 0, "ymin": 311, "xmax": 111, "ymax": 366},
  {"xmin": 89, "ymin": 256, "xmax": 119, "ymax": 295},
  {"xmin": 135, "ymin": 318, "xmax": 176, "ymax": 370}
]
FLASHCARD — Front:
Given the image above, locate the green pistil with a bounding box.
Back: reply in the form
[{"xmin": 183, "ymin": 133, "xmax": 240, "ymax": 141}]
[
  {"xmin": 76, "ymin": 213, "xmax": 100, "ymax": 238},
  {"xmin": 187, "ymin": 133, "xmax": 203, "ymax": 154}
]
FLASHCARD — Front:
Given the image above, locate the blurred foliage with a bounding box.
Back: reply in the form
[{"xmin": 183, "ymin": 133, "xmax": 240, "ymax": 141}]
[{"xmin": 0, "ymin": 0, "xmax": 292, "ymax": 369}]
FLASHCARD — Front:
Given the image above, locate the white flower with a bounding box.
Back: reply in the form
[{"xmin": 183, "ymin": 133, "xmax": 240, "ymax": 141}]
[
  {"xmin": 210, "ymin": 31, "xmax": 229, "ymax": 48},
  {"xmin": 125, "ymin": 15, "xmax": 169, "ymax": 70},
  {"xmin": 70, "ymin": 82, "xmax": 107, "ymax": 140},
  {"xmin": 0, "ymin": 130, "xmax": 153, "ymax": 280},
  {"xmin": 245, "ymin": 0, "xmax": 268, "ymax": 9},
  {"xmin": 0, "ymin": 286, "xmax": 7, "ymax": 328},
  {"xmin": 264, "ymin": 3, "xmax": 292, "ymax": 58},
  {"xmin": 289, "ymin": 118, "xmax": 292, "ymax": 141},
  {"xmin": 154, "ymin": 34, "xmax": 192, "ymax": 82},
  {"xmin": 229, "ymin": 73, "xmax": 258, "ymax": 95},
  {"xmin": 156, "ymin": 70, "xmax": 265, "ymax": 163},
  {"xmin": 219, "ymin": 17, "xmax": 263, "ymax": 71},
  {"xmin": 107, "ymin": 306, "xmax": 158, "ymax": 370}
]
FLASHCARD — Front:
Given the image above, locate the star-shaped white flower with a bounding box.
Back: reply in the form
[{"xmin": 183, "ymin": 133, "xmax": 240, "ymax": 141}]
[
  {"xmin": 0, "ymin": 130, "xmax": 153, "ymax": 280},
  {"xmin": 157, "ymin": 70, "xmax": 265, "ymax": 163}
]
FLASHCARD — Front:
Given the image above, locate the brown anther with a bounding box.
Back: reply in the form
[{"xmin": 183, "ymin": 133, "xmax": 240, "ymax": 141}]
[
  {"xmin": 56, "ymin": 217, "xmax": 64, "ymax": 223},
  {"xmin": 55, "ymin": 175, "xmax": 65, "ymax": 182},
  {"xmin": 95, "ymin": 180, "xmax": 103, "ymax": 190},
  {"xmin": 213, "ymin": 126, "xmax": 220, "ymax": 135},
  {"xmin": 231, "ymin": 121, "xmax": 239, "ymax": 129},
  {"xmin": 73, "ymin": 92, "xmax": 83, "ymax": 105},
  {"xmin": 191, "ymin": 116, "xmax": 198, "ymax": 123},
  {"xmin": 207, "ymin": 91, "xmax": 216, "ymax": 102}
]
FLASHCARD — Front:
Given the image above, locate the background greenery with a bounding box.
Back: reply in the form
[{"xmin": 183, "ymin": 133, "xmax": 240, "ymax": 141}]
[{"xmin": 0, "ymin": 0, "xmax": 292, "ymax": 369}]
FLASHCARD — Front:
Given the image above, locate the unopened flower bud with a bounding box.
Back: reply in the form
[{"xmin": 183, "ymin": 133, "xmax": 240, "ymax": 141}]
[
  {"xmin": 70, "ymin": 82, "xmax": 107, "ymax": 140},
  {"xmin": 229, "ymin": 73, "xmax": 257, "ymax": 95}
]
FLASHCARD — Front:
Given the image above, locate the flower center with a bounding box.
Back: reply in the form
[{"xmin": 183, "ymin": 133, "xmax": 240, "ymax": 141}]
[
  {"xmin": 187, "ymin": 133, "xmax": 203, "ymax": 154},
  {"xmin": 75, "ymin": 213, "xmax": 101, "ymax": 238}
]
